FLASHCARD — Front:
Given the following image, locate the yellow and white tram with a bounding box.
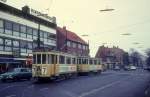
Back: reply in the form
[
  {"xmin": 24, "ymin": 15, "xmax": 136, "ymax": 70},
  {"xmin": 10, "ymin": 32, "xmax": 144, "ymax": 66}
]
[
  {"xmin": 32, "ymin": 50, "xmax": 103, "ymax": 81},
  {"xmin": 32, "ymin": 50, "xmax": 77, "ymax": 80}
]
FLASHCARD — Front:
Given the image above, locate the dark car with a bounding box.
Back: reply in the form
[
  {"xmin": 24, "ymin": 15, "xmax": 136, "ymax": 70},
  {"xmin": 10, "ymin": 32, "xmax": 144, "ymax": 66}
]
[{"xmin": 0, "ymin": 68, "xmax": 32, "ymax": 82}]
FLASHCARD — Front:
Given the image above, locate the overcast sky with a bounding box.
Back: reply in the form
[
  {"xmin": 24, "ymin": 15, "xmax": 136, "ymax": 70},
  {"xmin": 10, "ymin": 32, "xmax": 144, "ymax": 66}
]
[{"xmin": 4, "ymin": 0, "xmax": 150, "ymax": 56}]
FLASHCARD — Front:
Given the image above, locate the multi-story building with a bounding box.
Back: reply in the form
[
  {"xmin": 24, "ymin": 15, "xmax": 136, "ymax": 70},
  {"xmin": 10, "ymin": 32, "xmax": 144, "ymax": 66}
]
[
  {"xmin": 0, "ymin": 2, "xmax": 57, "ymax": 72},
  {"xmin": 95, "ymin": 45, "xmax": 125, "ymax": 69},
  {"xmin": 57, "ymin": 26, "xmax": 89, "ymax": 56}
]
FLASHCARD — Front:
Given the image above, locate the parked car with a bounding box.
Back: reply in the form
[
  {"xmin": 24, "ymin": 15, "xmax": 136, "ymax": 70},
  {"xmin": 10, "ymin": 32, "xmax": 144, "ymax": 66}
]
[
  {"xmin": 124, "ymin": 66, "xmax": 130, "ymax": 70},
  {"xmin": 0, "ymin": 68, "xmax": 32, "ymax": 82},
  {"xmin": 130, "ymin": 66, "xmax": 137, "ymax": 70},
  {"xmin": 114, "ymin": 66, "xmax": 120, "ymax": 70},
  {"xmin": 144, "ymin": 66, "xmax": 150, "ymax": 71}
]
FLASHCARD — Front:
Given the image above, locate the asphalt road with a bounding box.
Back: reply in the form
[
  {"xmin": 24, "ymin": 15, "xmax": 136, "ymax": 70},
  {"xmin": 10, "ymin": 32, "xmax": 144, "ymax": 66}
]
[{"xmin": 0, "ymin": 69, "xmax": 150, "ymax": 97}]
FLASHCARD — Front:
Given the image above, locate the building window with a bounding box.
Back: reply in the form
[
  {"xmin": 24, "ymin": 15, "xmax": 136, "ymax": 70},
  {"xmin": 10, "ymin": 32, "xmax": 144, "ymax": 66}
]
[
  {"xmin": 0, "ymin": 19, "xmax": 4, "ymax": 28},
  {"xmin": 27, "ymin": 49, "xmax": 32, "ymax": 53},
  {"xmin": 0, "ymin": 38, "xmax": 4, "ymax": 45},
  {"xmin": 67, "ymin": 41, "xmax": 71, "ymax": 47},
  {"xmin": 0, "ymin": 46, "xmax": 3, "ymax": 51},
  {"xmin": 0, "ymin": 19, "xmax": 4, "ymax": 33},
  {"xmin": 13, "ymin": 40, "xmax": 19, "ymax": 47},
  {"xmin": 27, "ymin": 42, "xmax": 32, "ymax": 49},
  {"xmin": 20, "ymin": 48, "xmax": 26, "ymax": 53},
  {"xmin": 33, "ymin": 29, "xmax": 38, "ymax": 36},
  {"xmin": 20, "ymin": 32, "xmax": 26, "ymax": 38},
  {"xmin": 44, "ymin": 32, "xmax": 48, "ymax": 38},
  {"xmin": 5, "ymin": 21, "xmax": 12, "ymax": 30},
  {"xmin": 83, "ymin": 45, "xmax": 86, "ymax": 50},
  {"xmin": 33, "ymin": 42, "xmax": 37, "ymax": 49},
  {"xmin": 5, "ymin": 46, "xmax": 12, "ymax": 52},
  {"xmin": 20, "ymin": 25, "xmax": 26, "ymax": 33},
  {"xmin": 20, "ymin": 41, "xmax": 27, "ymax": 48},
  {"xmin": 5, "ymin": 39, "xmax": 12, "ymax": 46},
  {"xmin": 5, "ymin": 21, "xmax": 13, "ymax": 35},
  {"xmin": 13, "ymin": 23, "xmax": 20, "ymax": 32},
  {"xmin": 73, "ymin": 42, "xmax": 76, "ymax": 48},
  {"xmin": 78, "ymin": 44, "xmax": 81, "ymax": 49}
]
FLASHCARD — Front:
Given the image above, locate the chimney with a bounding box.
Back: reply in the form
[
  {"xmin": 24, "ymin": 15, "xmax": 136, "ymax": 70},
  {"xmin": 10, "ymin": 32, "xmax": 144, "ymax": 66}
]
[
  {"xmin": 63, "ymin": 26, "xmax": 66, "ymax": 30},
  {"xmin": 22, "ymin": 5, "xmax": 30, "ymax": 14}
]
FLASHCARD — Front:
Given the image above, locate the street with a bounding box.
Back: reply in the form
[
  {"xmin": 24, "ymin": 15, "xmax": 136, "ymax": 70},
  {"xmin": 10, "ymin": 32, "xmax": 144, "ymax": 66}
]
[{"xmin": 0, "ymin": 70, "xmax": 150, "ymax": 97}]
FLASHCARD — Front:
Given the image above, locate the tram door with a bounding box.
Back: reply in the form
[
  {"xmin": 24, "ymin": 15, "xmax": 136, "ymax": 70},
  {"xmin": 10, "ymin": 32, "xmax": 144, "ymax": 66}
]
[{"xmin": 49, "ymin": 54, "xmax": 57, "ymax": 76}]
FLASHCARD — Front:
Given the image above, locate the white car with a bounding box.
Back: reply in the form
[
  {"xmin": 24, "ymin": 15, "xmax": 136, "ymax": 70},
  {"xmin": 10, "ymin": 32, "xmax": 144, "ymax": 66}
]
[{"xmin": 130, "ymin": 66, "xmax": 136, "ymax": 70}]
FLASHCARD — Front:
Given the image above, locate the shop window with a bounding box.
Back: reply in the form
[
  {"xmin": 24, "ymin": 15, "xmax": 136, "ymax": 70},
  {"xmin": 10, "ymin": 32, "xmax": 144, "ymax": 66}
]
[{"xmin": 40, "ymin": 31, "xmax": 44, "ymax": 38}]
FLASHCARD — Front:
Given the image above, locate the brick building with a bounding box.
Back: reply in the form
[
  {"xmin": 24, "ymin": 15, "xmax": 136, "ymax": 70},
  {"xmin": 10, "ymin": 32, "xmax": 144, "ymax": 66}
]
[
  {"xmin": 57, "ymin": 26, "xmax": 89, "ymax": 56},
  {"xmin": 95, "ymin": 45, "xmax": 125, "ymax": 68}
]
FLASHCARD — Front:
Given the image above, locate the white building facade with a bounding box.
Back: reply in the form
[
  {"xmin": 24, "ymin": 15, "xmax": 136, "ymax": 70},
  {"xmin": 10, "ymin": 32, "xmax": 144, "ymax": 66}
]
[{"xmin": 0, "ymin": 2, "xmax": 57, "ymax": 72}]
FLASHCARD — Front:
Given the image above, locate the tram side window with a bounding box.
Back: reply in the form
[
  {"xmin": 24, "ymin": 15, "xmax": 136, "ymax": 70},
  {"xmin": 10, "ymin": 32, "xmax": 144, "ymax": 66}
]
[
  {"xmin": 72, "ymin": 58, "xmax": 76, "ymax": 64},
  {"xmin": 48, "ymin": 54, "xmax": 51, "ymax": 64},
  {"xmin": 94, "ymin": 60, "xmax": 97, "ymax": 65},
  {"xmin": 33, "ymin": 54, "xmax": 36, "ymax": 64},
  {"xmin": 98, "ymin": 60, "xmax": 101, "ymax": 64},
  {"xmin": 77, "ymin": 59, "xmax": 82, "ymax": 64},
  {"xmin": 42, "ymin": 54, "xmax": 46, "ymax": 64},
  {"xmin": 66, "ymin": 57, "xmax": 71, "ymax": 64},
  {"xmin": 82, "ymin": 59, "xmax": 87, "ymax": 64},
  {"xmin": 89, "ymin": 60, "xmax": 93, "ymax": 64},
  {"xmin": 37, "ymin": 54, "xmax": 41, "ymax": 64},
  {"xmin": 59, "ymin": 56, "xmax": 65, "ymax": 64},
  {"xmin": 51, "ymin": 54, "xmax": 57, "ymax": 64}
]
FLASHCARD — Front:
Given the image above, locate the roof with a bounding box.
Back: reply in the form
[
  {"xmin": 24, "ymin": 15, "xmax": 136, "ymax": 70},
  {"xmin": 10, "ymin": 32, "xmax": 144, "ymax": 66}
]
[
  {"xmin": 57, "ymin": 27, "xmax": 88, "ymax": 45},
  {"xmin": 0, "ymin": 2, "xmax": 56, "ymax": 28}
]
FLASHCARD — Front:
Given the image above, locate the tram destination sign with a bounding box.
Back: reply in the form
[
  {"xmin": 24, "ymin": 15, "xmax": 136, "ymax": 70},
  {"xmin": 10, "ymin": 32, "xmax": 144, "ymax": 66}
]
[{"xmin": 30, "ymin": 8, "xmax": 56, "ymax": 24}]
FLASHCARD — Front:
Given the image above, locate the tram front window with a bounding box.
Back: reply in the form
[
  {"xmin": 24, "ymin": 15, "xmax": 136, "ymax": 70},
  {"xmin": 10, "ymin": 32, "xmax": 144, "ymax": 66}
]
[{"xmin": 37, "ymin": 54, "xmax": 41, "ymax": 64}]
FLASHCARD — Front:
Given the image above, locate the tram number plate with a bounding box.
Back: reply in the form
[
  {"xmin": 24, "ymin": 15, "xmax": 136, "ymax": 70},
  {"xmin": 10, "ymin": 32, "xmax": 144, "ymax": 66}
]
[{"xmin": 42, "ymin": 68, "xmax": 47, "ymax": 75}]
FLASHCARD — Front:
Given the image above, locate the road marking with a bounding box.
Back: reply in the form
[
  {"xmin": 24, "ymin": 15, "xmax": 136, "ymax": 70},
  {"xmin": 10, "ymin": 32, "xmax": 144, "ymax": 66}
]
[
  {"xmin": 5, "ymin": 94, "xmax": 16, "ymax": 97},
  {"xmin": 39, "ymin": 88, "xmax": 49, "ymax": 91},
  {"xmin": 78, "ymin": 77, "xmax": 130, "ymax": 97},
  {"xmin": 0, "ymin": 85, "xmax": 24, "ymax": 92}
]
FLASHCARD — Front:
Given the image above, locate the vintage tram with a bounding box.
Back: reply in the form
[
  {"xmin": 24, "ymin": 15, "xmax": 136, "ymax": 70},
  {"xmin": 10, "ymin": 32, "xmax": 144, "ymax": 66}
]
[{"xmin": 32, "ymin": 50, "xmax": 103, "ymax": 81}]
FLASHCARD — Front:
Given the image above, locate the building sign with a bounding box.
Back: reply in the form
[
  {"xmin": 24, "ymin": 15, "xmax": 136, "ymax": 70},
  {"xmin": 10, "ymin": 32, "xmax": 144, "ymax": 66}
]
[
  {"xmin": 0, "ymin": 0, "xmax": 7, "ymax": 3},
  {"xmin": 30, "ymin": 9, "xmax": 56, "ymax": 24}
]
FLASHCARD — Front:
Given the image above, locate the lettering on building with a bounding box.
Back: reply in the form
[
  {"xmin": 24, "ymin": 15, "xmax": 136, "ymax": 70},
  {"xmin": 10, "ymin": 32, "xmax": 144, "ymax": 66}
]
[{"xmin": 30, "ymin": 9, "xmax": 56, "ymax": 23}]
